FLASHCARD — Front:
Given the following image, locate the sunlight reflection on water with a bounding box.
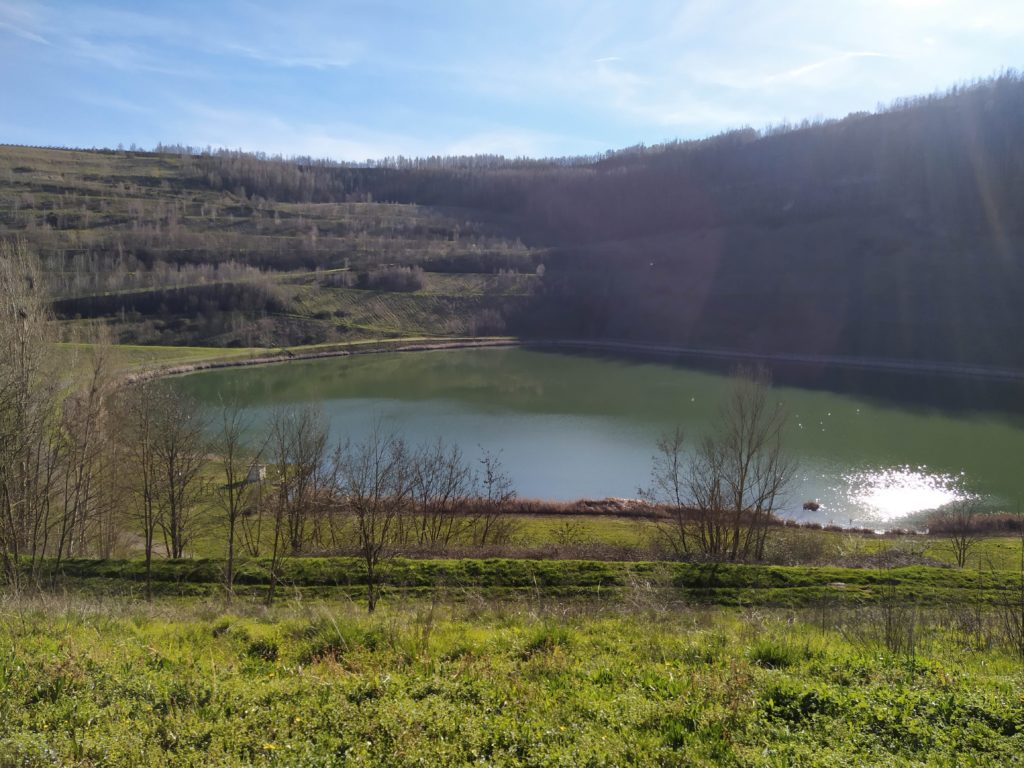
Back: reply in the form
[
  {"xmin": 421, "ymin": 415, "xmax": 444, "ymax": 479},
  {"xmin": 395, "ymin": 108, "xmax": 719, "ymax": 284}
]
[{"xmin": 843, "ymin": 465, "xmax": 968, "ymax": 521}]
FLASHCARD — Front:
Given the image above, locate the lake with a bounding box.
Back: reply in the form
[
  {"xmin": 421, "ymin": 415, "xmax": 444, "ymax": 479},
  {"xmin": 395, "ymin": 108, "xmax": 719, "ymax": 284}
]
[{"xmin": 171, "ymin": 347, "xmax": 1024, "ymax": 529}]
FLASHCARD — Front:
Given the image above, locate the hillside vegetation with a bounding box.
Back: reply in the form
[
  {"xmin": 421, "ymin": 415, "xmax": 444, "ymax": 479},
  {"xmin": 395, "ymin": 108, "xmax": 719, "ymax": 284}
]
[
  {"xmin": 3, "ymin": 74, "xmax": 1023, "ymax": 365},
  {"xmin": 0, "ymin": 147, "xmax": 538, "ymax": 346}
]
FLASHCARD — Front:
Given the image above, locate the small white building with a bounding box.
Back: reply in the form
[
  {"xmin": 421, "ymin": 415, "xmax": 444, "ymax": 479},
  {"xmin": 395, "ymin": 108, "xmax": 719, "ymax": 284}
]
[{"xmin": 246, "ymin": 464, "xmax": 267, "ymax": 484}]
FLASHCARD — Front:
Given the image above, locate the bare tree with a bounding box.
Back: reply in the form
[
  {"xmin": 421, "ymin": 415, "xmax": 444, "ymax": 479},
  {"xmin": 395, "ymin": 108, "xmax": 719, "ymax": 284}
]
[
  {"xmin": 114, "ymin": 382, "xmax": 161, "ymax": 600},
  {"xmin": 237, "ymin": 476, "xmax": 266, "ymax": 558},
  {"xmin": 54, "ymin": 340, "xmax": 118, "ymax": 563},
  {"xmin": 698, "ymin": 367, "xmax": 793, "ymax": 560},
  {"xmin": 113, "ymin": 381, "xmax": 209, "ymax": 596},
  {"xmin": 474, "ymin": 448, "xmax": 518, "ymax": 546},
  {"xmin": 651, "ymin": 367, "xmax": 794, "ymax": 562},
  {"xmin": 336, "ymin": 430, "xmax": 411, "ymax": 612},
  {"xmin": 214, "ymin": 402, "xmax": 263, "ymax": 600},
  {"xmin": 264, "ymin": 415, "xmax": 289, "ymax": 605},
  {"xmin": 0, "ymin": 241, "xmax": 63, "ymax": 588},
  {"xmin": 151, "ymin": 389, "xmax": 208, "ymax": 559},
  {"xmin": 406, "ymin": 439, "xmax": 476, "ymax": 551},
  {"xmin": 266, "ymin": 405, "xmax": 325, "ymax": 557},
  {"xmin": 264, "ymin": 405, "xmax": 330, "ymax": 604},
  {"xmin": 646, "ymin": 427, "xmax": 690, "ymax": 555},
  {"xmin": 929, "ymin": 498, "xmax": 983, "ymax": 568}
]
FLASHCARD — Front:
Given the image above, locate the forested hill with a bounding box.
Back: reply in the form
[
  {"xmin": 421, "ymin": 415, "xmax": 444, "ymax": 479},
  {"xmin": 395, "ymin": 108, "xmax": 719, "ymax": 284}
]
[{"xmin": 2, "ymin": 74, "xmax": 1023, "ymax": 367}]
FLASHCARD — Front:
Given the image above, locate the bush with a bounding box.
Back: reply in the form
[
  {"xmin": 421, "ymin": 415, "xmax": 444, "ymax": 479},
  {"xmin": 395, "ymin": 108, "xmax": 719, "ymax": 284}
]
[{"xmin": 355, "ymin": 266, "xmax": 424, "ymax": 292}]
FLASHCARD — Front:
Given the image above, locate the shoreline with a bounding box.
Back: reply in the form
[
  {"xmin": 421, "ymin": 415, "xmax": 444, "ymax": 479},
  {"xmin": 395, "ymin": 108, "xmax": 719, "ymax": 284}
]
[
  {"xmin": 122, "ymin": 335, "xmax": 1024, "ymax": 384},
  {"xmin": 120, "ymin": 337, "xmax": 521, "ymax": 383},
  {"xmin": 528, "ymin": 339, "xmax": 1024, "ymax": 382}
]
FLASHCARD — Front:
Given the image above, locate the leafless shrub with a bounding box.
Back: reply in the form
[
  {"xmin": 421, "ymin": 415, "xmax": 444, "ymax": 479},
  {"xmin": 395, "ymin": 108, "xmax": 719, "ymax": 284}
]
[
  {"xmin": 355, "ymin": 266, "xmax": 424, "ymax": 292},
  {"xmin": 473, "ymin": 449, "xmax": 518, "ymax": 546},
  {"xmin": 762, "ymin": 530, "xmax": 836, "ymax": 565},
  {"xmin": 996, "ymin": 512, "xmax": 1024, "ymax": 658},
  {"xmin": 928, "ymin": 498, "xmax": 985, "ymax": 568}
]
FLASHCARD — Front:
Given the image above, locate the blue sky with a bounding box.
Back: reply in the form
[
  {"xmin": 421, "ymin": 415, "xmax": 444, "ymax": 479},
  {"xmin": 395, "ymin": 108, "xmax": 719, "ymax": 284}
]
[{"xmin": 0, "ymin": 0, "xmax": 1020, "ymax": 160}]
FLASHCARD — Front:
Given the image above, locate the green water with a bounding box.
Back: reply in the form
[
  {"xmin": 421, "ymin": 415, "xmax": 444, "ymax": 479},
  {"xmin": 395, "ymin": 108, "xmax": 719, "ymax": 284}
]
[{"xmin": 171, "ymin": 348, "xmax": 1024, "ymax": 528}]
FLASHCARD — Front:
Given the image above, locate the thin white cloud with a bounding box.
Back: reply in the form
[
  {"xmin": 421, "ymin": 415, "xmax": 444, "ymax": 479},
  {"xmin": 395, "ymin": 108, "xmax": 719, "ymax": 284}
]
[
  {"xmin": 67, "ymin": 36, "xmax": 209, "ymax": 78},
  {"xmin": 764, "ymin": 51, "xmax": 897, "ymax": 85},
  {"xmin": 165, "ymin": 101, "xmax": 601, "ymax": 161},
  {"xmin": 168, "ymin": 102, "xmax": 428, "ymax": 161},
  {"xmin": 0, "ymin": 19, "xmax": 48, "ymax": 44},
  {"xmin": 221, "ymin": 42, "xmax": 358, "ymax": 70},
  {"xmin": 63, "ymin": 4, "xmax": 191, "ymax": 40},
  {"xmin": 0, "ymin": 0, "xmax": 49, "ymax": 44},
  {"xmin": 0, "ymin": 0, "xmax": 361, "ymax": 75},
  {"xmin": 443, "ymin": 129, "xmax": 602, "ymax": 158},
  {"xmin": 205, "ymin": 0, "xmax": 364, "ymax": 70},
  {"xmin": 73, "ymin": 92, "xmax": 159, "ymax": 117},
  {"xmin": 0, "ymin": 3, "xmax": 206, "ymax": 76}
]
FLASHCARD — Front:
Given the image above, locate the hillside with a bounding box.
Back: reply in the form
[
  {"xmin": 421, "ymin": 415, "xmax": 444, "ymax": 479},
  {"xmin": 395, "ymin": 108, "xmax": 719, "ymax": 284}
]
[
  {"xmin": 2, "ymin": 74, "xmax": 1023, "ymax": 366},
  {"xmin": 0, "ymin": 147, "xmax": 539, "ymax": 346}
]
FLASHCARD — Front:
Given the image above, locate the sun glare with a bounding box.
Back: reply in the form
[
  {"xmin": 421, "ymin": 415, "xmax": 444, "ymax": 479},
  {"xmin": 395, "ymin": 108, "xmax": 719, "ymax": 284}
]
[{"xmin": 843, "ymin": 465, "xmax": 968, "ymax": 520}]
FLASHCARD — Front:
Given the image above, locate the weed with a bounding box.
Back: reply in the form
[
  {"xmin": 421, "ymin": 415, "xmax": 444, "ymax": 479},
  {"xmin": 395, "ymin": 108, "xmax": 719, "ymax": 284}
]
[
  {"xmin": 245, "ymin": 639, "xmax": 279, "ymax": 662},
  {"xmin": 519, "ymin": 622, "xmax": 572, "ymax": 659},
  {"xmin": 748, "ymin": 637, "xmax": 801, "ymax": 669}
]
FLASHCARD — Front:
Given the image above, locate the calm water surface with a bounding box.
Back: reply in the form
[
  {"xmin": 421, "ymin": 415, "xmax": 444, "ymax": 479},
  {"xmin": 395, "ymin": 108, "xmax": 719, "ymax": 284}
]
[{"xmin": 172, "ymin": 348, "xmax": 1024, "ymax": 529}]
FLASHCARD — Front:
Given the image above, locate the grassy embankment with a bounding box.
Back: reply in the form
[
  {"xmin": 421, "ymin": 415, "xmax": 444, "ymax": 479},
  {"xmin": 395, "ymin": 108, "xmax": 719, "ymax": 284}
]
[
  {"xmin": 103, "ymin": 489, "xmax": 1024, "ymax": 574},
  {"xmin": 30, "ymin": 554, "xmax": 1024, "ymax": 606},
  {"xmin": 1, "ymin": 594, "xmax": 1022, "ymax": 766}
]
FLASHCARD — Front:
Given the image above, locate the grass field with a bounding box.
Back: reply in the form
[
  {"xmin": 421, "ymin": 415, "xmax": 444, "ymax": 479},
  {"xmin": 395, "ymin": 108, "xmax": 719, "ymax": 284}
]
[{"xmin": 1, "ymin": 593, "xmax": 1022, "ymax": 766}]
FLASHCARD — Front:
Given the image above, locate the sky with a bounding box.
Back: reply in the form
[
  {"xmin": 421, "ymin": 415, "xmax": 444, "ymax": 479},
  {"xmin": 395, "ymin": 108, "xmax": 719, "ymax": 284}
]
[{"xmin": 0, "ymin": 0, "xmax": 1020, "ymax": 161}]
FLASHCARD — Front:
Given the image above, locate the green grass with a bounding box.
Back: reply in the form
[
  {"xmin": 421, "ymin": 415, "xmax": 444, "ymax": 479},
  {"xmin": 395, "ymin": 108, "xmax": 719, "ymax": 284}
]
[
  {"xmin": 511, "ymin": 517, "xmax": 1024, "ymax": 572},
  {"xmin": 418, "ymin": 272, "xmax": 539, "ymax": 297},
  {"xmin": 0, "ymin": 594, "xmax": 1021, "ymax": 766},
  {"xmin": 290, "ymin": 284, "xmax": 533, "ymax": 338},
  {"xmin": 56, "ymin": 342, "xmax": 268, "ymax": 374},
  {"xmin": 33, "ymin": 556, "xmax": 1024, "ymax": 608},
  {"xmin": 823, "ymin": 531, "xmax": 1024, "ymax": 571},
  {"xmin": 934, "ymin": 535, "xmax": 1024, "ymax": 571},
  {"xmin": 514, "ymin": 515, "xmax": 656, "ymax": 547}
]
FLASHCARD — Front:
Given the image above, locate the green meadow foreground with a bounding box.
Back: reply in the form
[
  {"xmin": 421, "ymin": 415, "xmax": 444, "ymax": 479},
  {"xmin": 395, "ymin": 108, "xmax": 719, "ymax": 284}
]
[{"xmin": 2, "ymin": 570, "xmax": 1024, "ymax": 767}]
